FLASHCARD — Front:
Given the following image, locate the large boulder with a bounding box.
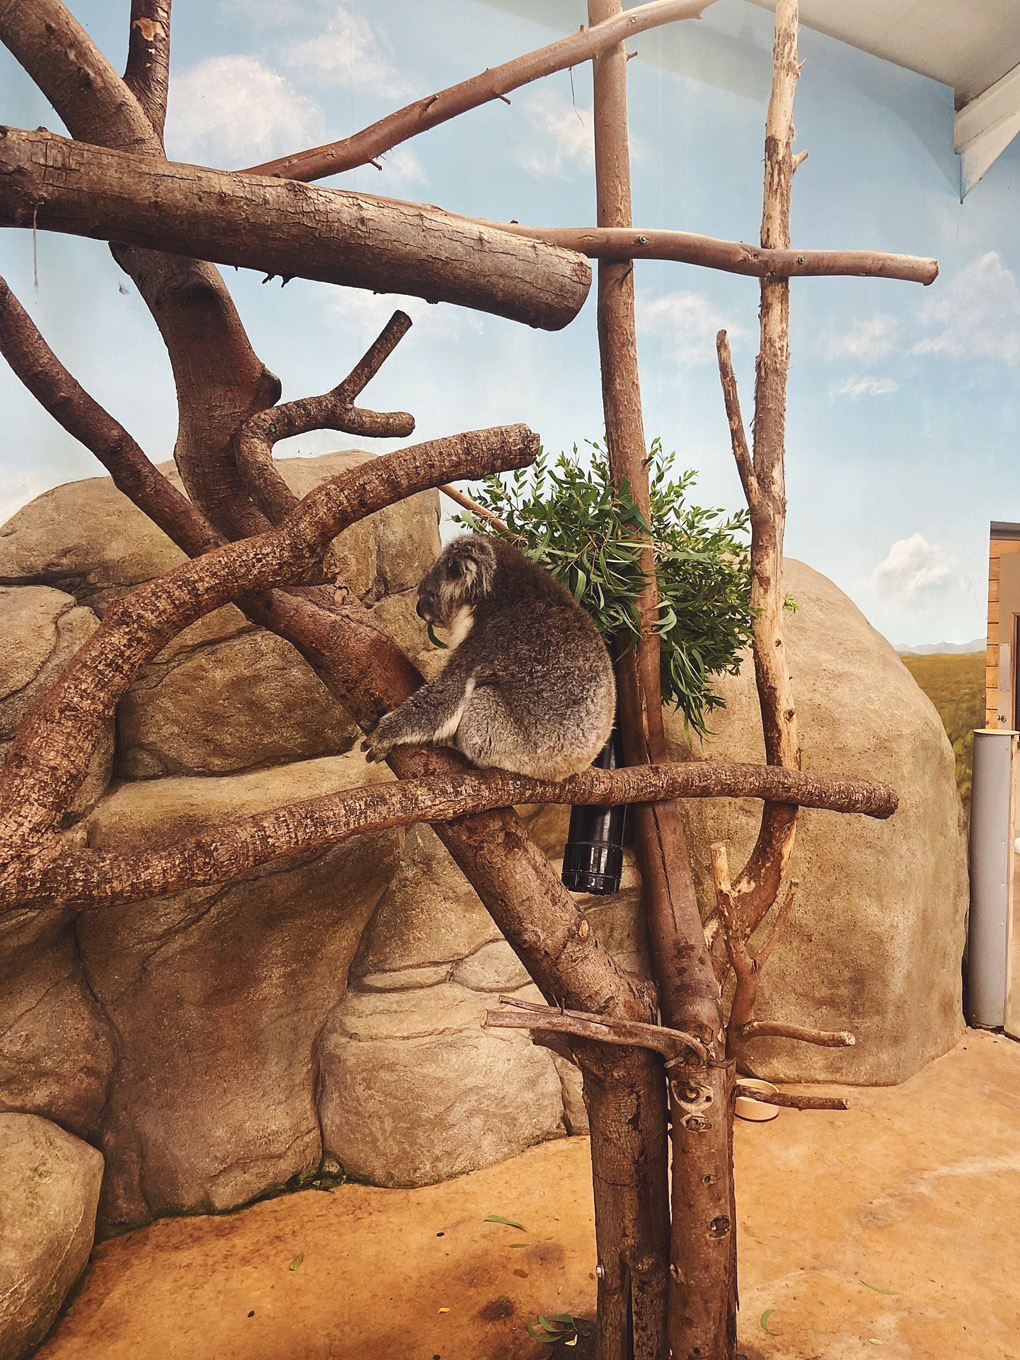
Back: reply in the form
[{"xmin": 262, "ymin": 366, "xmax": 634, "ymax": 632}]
[
  {"xmin": 0, "ymin": 586, "xmax": 113, "ymax": 820},
  {"xmin": 78, "ymin": 751, "xmax": 402, "ymax": 1235},
  {"xmin": 0, "ymin": 1114, "xmax": 103, "ymax": 1360},
  {"xmin": 0, "ymin": 907, "xmax": 115, "ymax": 1139},
  {"xmin": 668, "ymin": 559, "xmax": 968, "ymax": 1084},
  {"xmin": 0, "ymin": 454, "xmax": 439, "ymax": 776}
]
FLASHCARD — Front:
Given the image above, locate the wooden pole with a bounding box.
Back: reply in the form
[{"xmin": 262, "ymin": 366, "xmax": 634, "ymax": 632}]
[{"xmin": 586, "ymin": 2, "xmax": 737, "ymax": 1355}]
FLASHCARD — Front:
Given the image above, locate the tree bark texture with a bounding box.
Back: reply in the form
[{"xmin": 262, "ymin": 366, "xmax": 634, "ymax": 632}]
[
  {"xmin": 728, "ymin": 0, "xmax": 803, "ymax": 946},
  {"xmin": 123, "ymin": 0, "xmax": 172, "ymax": 141},
  {"xmin": 587, "ymin": 2, "xmax": 738, "ymax": 1355},
  {"xmin": 0, "ymin": 126, "xmax": 591, "ymax": 331},
  {"xmin": 447, "ymin": 220, "xmax": 938, "ymax": 284},
  {"xmin": 1, "ymin": 761, "xmax": 896, "ymax": 910}
]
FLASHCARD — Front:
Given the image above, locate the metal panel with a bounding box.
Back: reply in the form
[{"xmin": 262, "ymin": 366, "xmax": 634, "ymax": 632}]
[{"xmin": 968, "ymin": 729, "xmax": 1016, "ymax": 1028}]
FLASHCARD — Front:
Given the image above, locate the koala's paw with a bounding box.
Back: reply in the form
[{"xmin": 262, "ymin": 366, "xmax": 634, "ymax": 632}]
[{"xmin": 361, "ymin": 712, "xmax": 401, "ymax": 763}]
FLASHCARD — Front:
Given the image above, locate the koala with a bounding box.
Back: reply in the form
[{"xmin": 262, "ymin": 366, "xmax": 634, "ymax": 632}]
[{"xmin": 363, "ymin": 534, "xmax": 616, "ymax": 780}]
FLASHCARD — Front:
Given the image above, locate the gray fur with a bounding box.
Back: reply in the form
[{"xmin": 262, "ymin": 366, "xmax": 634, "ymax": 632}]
[{"xmin": 362, "ymin": 535, "xmax": 616, "ymax": 780}]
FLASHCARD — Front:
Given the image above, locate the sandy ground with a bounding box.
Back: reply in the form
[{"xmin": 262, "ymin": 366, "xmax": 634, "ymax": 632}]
[{"xmin": 37, "ymin": 1029, "xmax": 1020, "ymax": 1360}]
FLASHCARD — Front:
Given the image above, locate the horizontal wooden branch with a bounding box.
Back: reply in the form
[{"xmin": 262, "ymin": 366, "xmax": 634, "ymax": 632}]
[
  {"xmin": 738, "ymin": 1021, "xmax": 856, "ymax": 1048},
  {"xmin": 2, "ymin": 759, "xmax": 897, "ymax": 909},
  {"xmin": 0, "ymin": 425, "xmax": 539, "ymax": 850},
  {"xmin": 735, "ymin": 1084, "xmax": 848, "ymax": 1112},
  {"xmin": 472, "ymin": 224, "xmax": 939, "ymax": 285},
  {"xmin": 350, "ymin": 193, "xmax": 937, "ymax": 284},
  {"xmin": 244, "ymin": 0, "xmax": 712, "ymax": 182},
  {"xmin": 0, "ymin": 126, "xmax": 591, "ymax": 330},
  {"xmin": 482, "ymin": 995, "xmax": 708, "ymax": 1063}
]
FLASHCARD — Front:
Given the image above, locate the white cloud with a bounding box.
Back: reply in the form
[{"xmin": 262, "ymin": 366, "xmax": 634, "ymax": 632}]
[
  {"xmin": 827, "ymin": 315, "xmax": 898, "ymax": 363},
  {"xmin": 282, "ymin": 6, "xmax": 408, "ymax": 96},
  {"xmin": 515, "ymin": 89, "xmax": 594, "ymax": 179},
  {"xmin": 833, "ymin": 376, "xmax": 899, "ymax": 398},
  {"xmin": 913, "ymin": 252, "xmax": 1020, "ymax": 366},
  {"xmin": 165, "ymin": 55, "xmax": 324, "ymax": 165},
  {"xmin": 376, "ymin": 145, "xmax": 427, "ymax": 186},
  {"xmin": 636, "ymin": 291, "xmax": 736, "ymax": 365},
  {"xmin": 871, "ymin": 534, "xmax": 953, "ymax": 603},
  {"xmin": 0, "ymin": 472, "xmax": 51, "ymax": 527},
  {"xmin": 325, "ymin": 286, "xmax": 480, "ymax": 344}
]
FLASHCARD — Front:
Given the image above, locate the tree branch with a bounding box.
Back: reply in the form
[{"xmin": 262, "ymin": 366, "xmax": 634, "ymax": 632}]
[
  {"xmin": 735, "ymin": 1084, "xmax": 848, "ymax": 1112},
  {"xmin": 236, "ymin": 310, "xmax": 415, "ymax": 525},
  {"xmin": 0, "ymin": 274, "xmax": 221, "ymax": 558},
  {"xmin": 482, "ymin": 997, "xmax": 708, "ymax": 1065},
  {"xmin": 0, "ymin": 127, "xmax": 591, "ymax": 332},
  {"xmin": 123, "ymin": 0, "xmax": 172, "ymax": 142},
  {"xmin": 242, "ymin": 0, "xmax": 713, "ymax": 183},
  {"xmin": 438, "ymin": 484, "xmax": 513, "ymax": 536},
  {"xmin": 0, "ymin": 760, "xmax": 897, "ymax": 909},
  {"xmin": 739, "ymin": 1021, "xmax": 856, "ymax": 1048},
  {"xmin": 715, "ymin": 329, "xmax": 760, "ymax": 511},
  {"xmin": 463, "ymin": 223, "xmax": 938, "ymax": 285},
  {"xmin": 0, "ymin": 426, "xmax": 539, "ymax": 848}
]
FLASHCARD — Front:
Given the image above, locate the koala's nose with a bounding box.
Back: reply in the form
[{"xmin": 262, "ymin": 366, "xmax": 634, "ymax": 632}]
[{"xmin": 416, "ymin": 596, "xmax": 432, "ymax": 621}]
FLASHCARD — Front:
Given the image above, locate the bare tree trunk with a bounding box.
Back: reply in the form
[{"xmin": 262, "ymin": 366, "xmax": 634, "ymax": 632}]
[{"xmin": 586, "ymin": 2, "xmax": 737, "ymax": 1355}]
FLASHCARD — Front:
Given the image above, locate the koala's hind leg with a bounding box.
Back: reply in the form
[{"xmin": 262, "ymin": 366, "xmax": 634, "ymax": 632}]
[
  {"xmin": 362, "ymin": 674, "xmax": 476, "ymax": 763},
  {"xmin": 454, "ymin": 684, "xmax": 530, "ymax": 773}
]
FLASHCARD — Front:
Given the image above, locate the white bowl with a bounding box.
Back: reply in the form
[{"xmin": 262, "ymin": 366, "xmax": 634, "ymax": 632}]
[{"xmin": 735, "ymin": 1079, "xmax": 780, "ymax": 1122}]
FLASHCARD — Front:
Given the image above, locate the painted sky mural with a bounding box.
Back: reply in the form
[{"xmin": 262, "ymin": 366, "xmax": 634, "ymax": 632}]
[{"xmin": 2, "ymin": 0, "xmax": 1018, "ymax": 647}]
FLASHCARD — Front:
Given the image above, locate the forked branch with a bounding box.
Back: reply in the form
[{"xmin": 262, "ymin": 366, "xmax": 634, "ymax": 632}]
[{"xmin": 236, "ymin": 310, "xmax": 415, "ymax": 524}]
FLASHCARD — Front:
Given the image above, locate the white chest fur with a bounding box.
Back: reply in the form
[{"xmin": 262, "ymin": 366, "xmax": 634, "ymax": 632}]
[{"xmin": 444, "ymin": 605, "xmax": 475, "ymax": 651}]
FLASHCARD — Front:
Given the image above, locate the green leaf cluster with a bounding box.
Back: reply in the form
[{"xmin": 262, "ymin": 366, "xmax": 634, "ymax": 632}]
[{"xmin": 452, "ymin": 440, "xmax": 754, "ymax": 738}]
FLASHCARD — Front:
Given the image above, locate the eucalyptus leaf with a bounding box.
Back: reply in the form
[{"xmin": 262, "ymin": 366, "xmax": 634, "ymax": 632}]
[{"xmin": 451, "ymin": 441, "xmax": 752, "ymax": 737}]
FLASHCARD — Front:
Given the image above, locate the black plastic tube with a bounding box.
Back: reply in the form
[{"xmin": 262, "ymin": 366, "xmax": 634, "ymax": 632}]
[{"xmin": 561, "ymin": 727, "xmax": 627, "ymax": 895}]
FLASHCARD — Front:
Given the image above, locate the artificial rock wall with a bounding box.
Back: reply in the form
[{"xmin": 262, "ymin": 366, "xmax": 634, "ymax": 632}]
[{"xmin": 0, "ymin": 456, "xmax": 967, "ymax": 1255}]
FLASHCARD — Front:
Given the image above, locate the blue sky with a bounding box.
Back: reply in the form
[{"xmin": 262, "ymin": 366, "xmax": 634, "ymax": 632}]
[{"xmin": 2, "ymin": 0, "xmax": 1019, "ymax": 646}]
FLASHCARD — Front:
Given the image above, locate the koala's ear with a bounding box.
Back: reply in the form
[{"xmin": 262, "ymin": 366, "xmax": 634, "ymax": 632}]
[{"xmin": 464, "ymin": 537, "xmax": 497, "ymax": 597}]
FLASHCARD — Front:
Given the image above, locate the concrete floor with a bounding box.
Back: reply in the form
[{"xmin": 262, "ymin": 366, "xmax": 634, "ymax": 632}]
[{"xmin": 37, "ymin": 1030, "xmax": 1020, "ymax": 1360}]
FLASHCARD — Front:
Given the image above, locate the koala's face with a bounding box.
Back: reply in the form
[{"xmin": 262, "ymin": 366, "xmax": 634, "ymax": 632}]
[{"xmin": 416, "ymin": 537, "xmax": 495, "ymax": 626}]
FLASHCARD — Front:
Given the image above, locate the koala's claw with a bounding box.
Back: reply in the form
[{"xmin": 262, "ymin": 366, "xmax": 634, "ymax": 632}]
[{"xmin": 361, "ymin": 726, "xmax": 395, "ymax": 764}]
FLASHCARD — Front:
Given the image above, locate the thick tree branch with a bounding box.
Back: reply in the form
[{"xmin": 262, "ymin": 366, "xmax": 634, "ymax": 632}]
[
  {"xmin": 0, "ymin": 126, "xmax": 591, "ymax": 332},
  {"xmin": 0, "ymin": 426, "xmax": 538, "ymax": 848},
  {"xmin": 123, "ymin": 0, "xmax": 172, "ymax": 142},
  {"xmin": 0, "ymin": 761, "xmax": 897, "ymax": 909},
  {"xmin": 243, "ymin": 0, "xmax": 713, "ymax": 183}
]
